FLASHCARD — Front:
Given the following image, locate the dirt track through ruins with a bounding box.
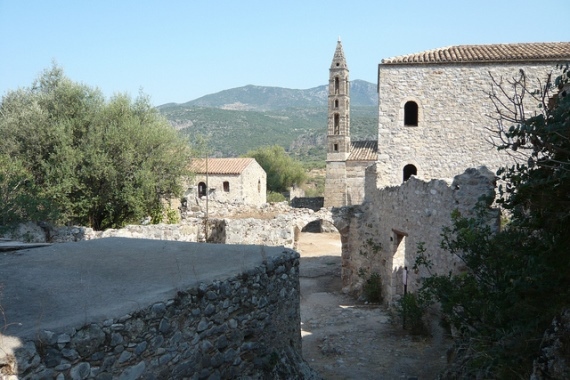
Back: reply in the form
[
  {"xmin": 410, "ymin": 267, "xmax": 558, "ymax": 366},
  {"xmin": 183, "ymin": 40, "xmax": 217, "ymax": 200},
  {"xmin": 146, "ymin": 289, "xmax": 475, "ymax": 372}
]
[{"xmin": 297, "ymin": 232, "xmax": 450, "ymax": 380}]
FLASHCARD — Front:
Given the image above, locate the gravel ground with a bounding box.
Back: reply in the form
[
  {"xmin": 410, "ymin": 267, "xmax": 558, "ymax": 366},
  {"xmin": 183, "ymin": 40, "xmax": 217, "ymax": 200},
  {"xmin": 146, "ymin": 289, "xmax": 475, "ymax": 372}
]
[{"xmin": 297, "ymin": 232, "xmax": 451, "ymax": 380}]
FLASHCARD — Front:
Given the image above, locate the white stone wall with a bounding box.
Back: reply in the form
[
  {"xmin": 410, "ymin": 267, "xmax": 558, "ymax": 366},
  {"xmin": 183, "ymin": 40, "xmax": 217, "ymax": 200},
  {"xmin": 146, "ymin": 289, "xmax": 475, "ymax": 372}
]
[
  {"xmin": 343, "ymin": 166, "xmax": 498, "ymax": 303},
  {"xmin": 324, "ymin": 161, "xmax": 347, "ymax": 207},
  {"xmin": 345, "ymin": 161, "xmax": 372, "ymax": 205},
  {"xmin": 185, "ymin": 161, "xmax": 266, "ymax": 206},
  {"xmin": 240, "ymin": 161, "xmax": 266, "ymax": 206},
  {"xmin": 377, "ymin": 62, "xmax": 558, "ymax": 186}
]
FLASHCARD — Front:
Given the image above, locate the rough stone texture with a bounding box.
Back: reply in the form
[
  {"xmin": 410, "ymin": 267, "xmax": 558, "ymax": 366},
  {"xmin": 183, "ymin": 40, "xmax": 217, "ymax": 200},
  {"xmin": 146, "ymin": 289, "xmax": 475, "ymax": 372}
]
[
  {"xmin": 342, "ymin": 166, "xmax": 498, "ymax": 303},
  {"xmin": 182, "ymin": 158, "xmax": 267, "ymax": 207},
  {"xmin": 531, "ymin": 309, "xmax": 570, "ymax": 380},
  {"xmin": 1, "ymin": 247, "xmax": 319, "ymax": 379},
  {"xmin": 290, "ymin": 197, "xmax": 324, "ymax": 211},
  {"xmin": 376, "ymin": 62, "xmax": 556, "ymax": 187}
]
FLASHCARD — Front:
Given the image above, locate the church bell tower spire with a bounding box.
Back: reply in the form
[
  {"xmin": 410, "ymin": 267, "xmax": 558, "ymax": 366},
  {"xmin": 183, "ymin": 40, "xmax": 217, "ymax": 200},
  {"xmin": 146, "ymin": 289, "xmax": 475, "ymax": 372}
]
[
  {"xmin": 324, "ymin": 39, "xmax": 351, "ymax": 207},
  {"xmin": 326, "ymin": 38, "xmax": 350, "ymax": 160}
]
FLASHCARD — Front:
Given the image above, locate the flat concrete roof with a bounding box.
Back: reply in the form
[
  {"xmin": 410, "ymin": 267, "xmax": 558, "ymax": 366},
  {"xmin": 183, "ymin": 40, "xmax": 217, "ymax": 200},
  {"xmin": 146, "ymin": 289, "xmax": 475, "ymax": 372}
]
[{"xmin": 0, "ymin": 238, "xmax": 293, "ymax": 339}]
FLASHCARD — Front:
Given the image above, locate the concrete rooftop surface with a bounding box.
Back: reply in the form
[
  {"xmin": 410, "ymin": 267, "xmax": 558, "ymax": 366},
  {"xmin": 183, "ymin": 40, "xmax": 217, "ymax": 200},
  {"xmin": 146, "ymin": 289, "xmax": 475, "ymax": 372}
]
[{"xmin": 0, "ymin": 238, "xmax": 292, "ymax": 339}]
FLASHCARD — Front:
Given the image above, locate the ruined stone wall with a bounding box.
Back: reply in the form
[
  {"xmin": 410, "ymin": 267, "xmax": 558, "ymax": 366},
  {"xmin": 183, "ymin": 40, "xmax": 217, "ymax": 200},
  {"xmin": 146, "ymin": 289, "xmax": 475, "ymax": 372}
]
[
  {"xmin": 343, "ymin": 166, "xmax": 498, "ymax": 303},
  {"xmin": 3, "ymin": 251, "xmax": 316, "ymax": 379},
  {"xmin": 3, "ymin": 203, "xmax": 337, "ymax": 250},
  {"xmin": 290, "ymin": 197, "xmax": 324, "ymax": 211},
  {"xmin": 377, "ymin": 62, "xmax": 557, "ymax": 187}
]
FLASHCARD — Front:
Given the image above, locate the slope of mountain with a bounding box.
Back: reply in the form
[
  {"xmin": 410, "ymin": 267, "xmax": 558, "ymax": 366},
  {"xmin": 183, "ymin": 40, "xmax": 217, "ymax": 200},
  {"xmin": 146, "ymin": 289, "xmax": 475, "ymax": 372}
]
[{"xmin": 158, "ymin": 80, "xmax": 377, "ymax": 160}]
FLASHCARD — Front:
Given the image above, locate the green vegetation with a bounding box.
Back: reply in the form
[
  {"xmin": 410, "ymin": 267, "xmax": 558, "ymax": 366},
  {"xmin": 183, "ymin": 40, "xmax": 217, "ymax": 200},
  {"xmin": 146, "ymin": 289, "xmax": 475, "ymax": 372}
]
[
  {"xmin": 395, "ymin": 293, "xmax": 428, "ymax": 336},
  {"xmin": 157, "ymin": 82, "xmax": 378, "ymax": 163},
  {"xmin": 414, "ymin": 66, "xmax": 570, "ymax": 377},
  {"xmin": 0, "ymin": 64, "xmax": 192, "ymax": 230},
  {"xmin": 362, "ymin": 272, "xmax": 383, "ymax": 303},
  {"xmin": 244, "ymin": 145, "xmax": 307, "ymax": 193}
]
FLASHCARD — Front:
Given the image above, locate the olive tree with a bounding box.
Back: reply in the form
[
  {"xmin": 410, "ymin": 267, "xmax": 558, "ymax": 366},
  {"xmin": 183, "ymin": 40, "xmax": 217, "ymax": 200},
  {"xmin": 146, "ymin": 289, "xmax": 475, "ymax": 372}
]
[{"xmin": 0, "ymin": 64, "xmax": 191, "ymax": 230}]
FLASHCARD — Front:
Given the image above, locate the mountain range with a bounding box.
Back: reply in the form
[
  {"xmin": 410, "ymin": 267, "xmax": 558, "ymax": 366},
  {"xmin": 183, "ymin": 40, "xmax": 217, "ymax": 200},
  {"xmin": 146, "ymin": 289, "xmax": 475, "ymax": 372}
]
[{"xmin": 157, "ymin": 80, "xmax": 378, "ymax": 162}]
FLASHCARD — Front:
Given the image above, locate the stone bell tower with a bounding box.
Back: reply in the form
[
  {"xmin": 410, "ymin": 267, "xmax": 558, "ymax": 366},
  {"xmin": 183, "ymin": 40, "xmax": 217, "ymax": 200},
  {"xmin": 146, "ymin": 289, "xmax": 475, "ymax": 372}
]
[{"xmin": 324, "ymin": 38, "xmax": 351, "ymax": 207}]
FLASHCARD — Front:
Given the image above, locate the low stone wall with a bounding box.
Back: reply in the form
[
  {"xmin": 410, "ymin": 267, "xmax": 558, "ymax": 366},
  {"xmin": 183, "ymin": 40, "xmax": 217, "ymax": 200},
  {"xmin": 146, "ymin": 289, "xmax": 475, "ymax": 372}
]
[
  {"xmin": 1, "ymin": 204, "xmax": 341, "ymax": 251},
  {"xmin": 0, "ymin": 242, "xmax": 318, "ymax": 379}
]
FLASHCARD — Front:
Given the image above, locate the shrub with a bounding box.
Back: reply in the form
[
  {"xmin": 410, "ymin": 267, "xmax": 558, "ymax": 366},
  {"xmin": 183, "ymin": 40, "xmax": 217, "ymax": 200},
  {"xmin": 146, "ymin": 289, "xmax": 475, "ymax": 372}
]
[{"xmin": 362, "ymin": 272, "xmax": 383, "ymax": 303}]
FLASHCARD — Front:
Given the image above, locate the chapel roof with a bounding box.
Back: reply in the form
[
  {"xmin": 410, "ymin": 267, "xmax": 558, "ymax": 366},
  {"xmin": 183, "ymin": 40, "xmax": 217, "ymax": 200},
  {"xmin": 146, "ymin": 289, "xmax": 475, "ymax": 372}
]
[
  {"xmin": 348, "ymin": 140, "xmax": 378, "ymax": 161},
  {"xmin": 381, "ymin": 42, "xmax": 570, "ymax": 65},
  {"xmin": 189, "ymin": 158, "xmax": 256, "ymax": 175}
]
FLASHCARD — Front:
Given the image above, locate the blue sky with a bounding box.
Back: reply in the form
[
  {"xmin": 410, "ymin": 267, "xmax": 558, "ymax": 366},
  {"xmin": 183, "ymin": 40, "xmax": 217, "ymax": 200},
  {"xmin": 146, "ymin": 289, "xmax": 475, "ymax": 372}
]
[{"xmin": 0, "ymin": 0, "xmax": 566, "ymax": 106}]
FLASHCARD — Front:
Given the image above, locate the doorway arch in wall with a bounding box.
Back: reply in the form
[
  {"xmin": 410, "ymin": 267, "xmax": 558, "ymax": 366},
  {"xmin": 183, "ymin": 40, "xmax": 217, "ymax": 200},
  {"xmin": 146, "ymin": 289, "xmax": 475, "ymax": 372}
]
[
  {"xmin": 198, "ymin": 182, "xmax": 207, "ymax": 197},
  {"xmin": 403, "ymin": 164, "xmax": 417, "ymax": 182}
]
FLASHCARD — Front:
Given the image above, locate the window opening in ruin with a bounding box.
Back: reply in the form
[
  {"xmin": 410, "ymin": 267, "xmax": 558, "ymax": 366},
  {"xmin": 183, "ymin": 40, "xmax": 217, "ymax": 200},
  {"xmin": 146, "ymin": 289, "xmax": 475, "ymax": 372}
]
[
  {"xmin": 403, "ymin": 164, "xmax": 417, "ymax": 182},
  {"xmin": 404, "ymin": 101, "xmax": 419, "ymax": 126},
  {"xmin": 334, "ymin": 76, "xmax": 339, "ymax": 94},
  {"xmin": 334, "ymin": 99, "xmax": 339, "ymax": 108},
  {"xmin": 258, "ymin": 179, "xmax": 261, "ymax": 193},
  {"xmin": 333, "ymin": 143, "xmax": 338, "ymax": 152},
  {"xmin": 223, "ymin": 181, "xmax": 230, "ymax": 192},
  {"xmin": 334, "ymin": 113, "xmax": 340, "ymax": 134},
  {"xmin": 198, "ymin": 182, "xmax": 207, "ymax": 197}
]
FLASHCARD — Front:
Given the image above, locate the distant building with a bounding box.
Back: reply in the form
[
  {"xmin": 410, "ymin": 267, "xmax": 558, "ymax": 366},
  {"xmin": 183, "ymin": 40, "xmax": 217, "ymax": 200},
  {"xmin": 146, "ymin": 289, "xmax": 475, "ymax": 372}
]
[
  {"xmin": 324, "ymin": 39, "xmax": 377, "ymax": 207},
  {"xmin": 187, "ymin": 158, "xmax": 266, "ymax": 206},
  {"xmin": 324, "ymin": 40, "xmax": 570, "ymax": 207}
]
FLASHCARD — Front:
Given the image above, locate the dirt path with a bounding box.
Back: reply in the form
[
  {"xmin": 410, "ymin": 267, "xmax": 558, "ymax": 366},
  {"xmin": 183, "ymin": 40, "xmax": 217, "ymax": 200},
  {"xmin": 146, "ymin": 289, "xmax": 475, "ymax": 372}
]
[{"xmin": 297, "ymin": 232, "xmax": 450, "ymax": 380}]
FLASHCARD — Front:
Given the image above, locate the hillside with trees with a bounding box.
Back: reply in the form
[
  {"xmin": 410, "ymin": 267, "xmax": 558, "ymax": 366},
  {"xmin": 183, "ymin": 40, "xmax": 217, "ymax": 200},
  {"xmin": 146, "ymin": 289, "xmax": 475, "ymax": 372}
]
[{"xmin": 157, "ymin": 80, "xmax": 378, "ymax": 161}]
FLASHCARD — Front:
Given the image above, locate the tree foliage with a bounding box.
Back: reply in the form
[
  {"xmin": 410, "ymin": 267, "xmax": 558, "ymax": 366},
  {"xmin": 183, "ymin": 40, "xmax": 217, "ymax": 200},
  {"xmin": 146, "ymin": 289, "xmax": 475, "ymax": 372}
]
[
  {"xmin": 0, "ymin": 64, "xmax": 192, "ymax": 230},
  {"xmin": 243, "ymin": 145, "xmax": 307, "ymax": 193},
  {"xmin": 415, "ymin": 65, "xmax": 570, "ymax": 378}
]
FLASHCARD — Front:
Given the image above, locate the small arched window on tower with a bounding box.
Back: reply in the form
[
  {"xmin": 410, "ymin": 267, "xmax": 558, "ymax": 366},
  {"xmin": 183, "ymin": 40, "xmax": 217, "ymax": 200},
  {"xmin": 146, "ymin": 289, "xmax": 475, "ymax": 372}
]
[
  {"xmin": 404, "ymin": 101, "xmax": 419, "ymax": 126},
  {"xmin": 334, "ymin": 99, "xmax": 339, "ymax": 108},
  {"xmin": 198, "ymin": 182, "xmax": 207, "ymax": 197},
  {"xmin": 334, "ymin": 113, "xmax": 340, "ymax": 134},
  {"xmin": 334, "ymin": 77, "xmax": 339, "ymax": 94},
  {"xmin": 223, "ymin": 181, "xmax": 230, "ymax": 192},
  {"xmin": 403, "ymin": 165, "xmax": 417, "ymax": 182}
]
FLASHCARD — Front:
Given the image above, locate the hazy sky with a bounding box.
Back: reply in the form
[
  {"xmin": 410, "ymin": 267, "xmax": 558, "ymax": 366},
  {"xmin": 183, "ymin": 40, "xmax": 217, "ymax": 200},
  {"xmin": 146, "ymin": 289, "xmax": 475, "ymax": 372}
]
[{"xmin": 0, "ymin": 0, "xmax": 566, "ymax": 106}]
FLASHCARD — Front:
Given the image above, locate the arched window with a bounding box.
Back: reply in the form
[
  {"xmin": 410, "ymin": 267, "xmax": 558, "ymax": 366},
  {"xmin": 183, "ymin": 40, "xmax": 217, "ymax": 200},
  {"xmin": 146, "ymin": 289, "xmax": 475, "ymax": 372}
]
[
  {"xmin": 334, "ymin": 113, "xmax": 340, "ymax": 134},
  {"xmin": 404, "ymin": 101, "xmax": 419, "ymax": 126},
  {"xmin": 223, "ymin": 181, "xmax": 230, "ymax": 192},
  {"xmin": 403, "ymin": 165, "xmax": 417, "ymax": 181},
  {"xmin": 334, "ymin": 77, "xmax": 339, "ymax": 94},
  {"xmin": 198, "ymin": 182, "xmax": 207, "ymax": 197},
  {"xmin": 334, "ymin": 99, "xmax": 339, "ymax": 108},
  {"xmin": 258, "ymin": 179, "xmax": 261, "ymax": 193}
]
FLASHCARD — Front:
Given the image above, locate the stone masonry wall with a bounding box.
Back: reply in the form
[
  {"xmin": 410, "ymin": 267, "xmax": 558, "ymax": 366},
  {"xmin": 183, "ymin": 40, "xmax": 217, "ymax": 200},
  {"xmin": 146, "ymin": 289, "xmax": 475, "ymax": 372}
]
[
  {"xmin": 343, "ymin": 166, "xmax": 498, "ymax": 303},
  {"xmin": 377, "ymin": 62, "xmax": 558, "ymax": 187},
  {"xmin": 2, "ymin": 250, "xmax": 318, "ymax": 379}
]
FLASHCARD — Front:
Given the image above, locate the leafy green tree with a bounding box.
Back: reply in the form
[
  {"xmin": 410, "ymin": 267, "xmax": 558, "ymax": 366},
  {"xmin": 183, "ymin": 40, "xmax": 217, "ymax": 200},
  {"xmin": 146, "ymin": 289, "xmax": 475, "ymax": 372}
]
[
  {"xmin": 0, "ymin": 64, "xmax": 192, "ymax": 230},
  {"xmin": 415, "ymin": 66, "xmax": 570, "ymax": 378},
  {"xmin": 244, "ymin": 145, "xmax": 307, "ymax": 192}
]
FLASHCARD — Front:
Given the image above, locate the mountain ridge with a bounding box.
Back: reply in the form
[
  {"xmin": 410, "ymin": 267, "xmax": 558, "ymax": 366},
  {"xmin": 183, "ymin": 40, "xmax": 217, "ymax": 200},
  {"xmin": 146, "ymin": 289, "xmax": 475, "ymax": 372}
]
[
  {"xmin": 157, "ymin": 80, "xmax": 378, "ymax": 161},
  {"xmin": 158, "ymin": 79, "xmax": 376, "ymax": 111}
]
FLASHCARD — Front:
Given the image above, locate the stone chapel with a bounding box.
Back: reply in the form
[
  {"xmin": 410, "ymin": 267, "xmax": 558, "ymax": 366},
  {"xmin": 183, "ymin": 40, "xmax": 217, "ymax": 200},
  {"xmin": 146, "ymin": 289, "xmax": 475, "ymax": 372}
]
[{"xmin": 324, "ymin": 40, "xmax": 570, "ymax": 207}]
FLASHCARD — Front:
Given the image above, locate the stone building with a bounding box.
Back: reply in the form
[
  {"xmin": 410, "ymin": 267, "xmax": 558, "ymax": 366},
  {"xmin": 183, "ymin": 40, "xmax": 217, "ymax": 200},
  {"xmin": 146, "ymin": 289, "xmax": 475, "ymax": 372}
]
[
  {"xmin": 324, "ymin": 41, "xmax": 570, "ymax": 206},
  {"xmin": 324, "ymin": 39, "xmax": 377, "ymax": 207},
  {"xmin": 187, "ymin": 158, "xmax": 266, "ymax": 206}
]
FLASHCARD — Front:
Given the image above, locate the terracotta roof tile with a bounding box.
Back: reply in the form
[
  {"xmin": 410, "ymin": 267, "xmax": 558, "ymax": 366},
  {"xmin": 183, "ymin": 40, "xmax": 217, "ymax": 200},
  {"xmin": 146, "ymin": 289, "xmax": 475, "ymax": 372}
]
[
  {"xmin": 348, "ymin": 140, "xmax": 377, "ymax": 161},
  {"xmin": 189, "ymin": 158, "xmax": 256, "ymax": 175},
  {"xmin": 382, "ymin": 42, "xmax": 570, "ymax": 65}
]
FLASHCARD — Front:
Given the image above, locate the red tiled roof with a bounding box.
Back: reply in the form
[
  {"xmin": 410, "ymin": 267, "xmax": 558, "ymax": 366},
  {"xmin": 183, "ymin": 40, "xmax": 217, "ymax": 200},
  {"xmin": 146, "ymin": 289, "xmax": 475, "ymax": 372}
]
[
  {"xmin": 189, "ymin": 158, "xmax": 256, "ymax": 175},
  {"xmin": 348, "ymin": 140, "xmax": 377, "ymax": 161},
  {"xmin": 381, "ymin": 42, "xmax": 570, "ymax": 65}
]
